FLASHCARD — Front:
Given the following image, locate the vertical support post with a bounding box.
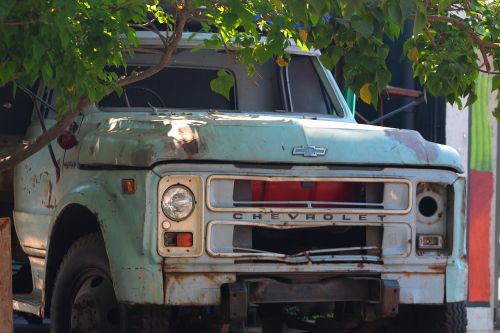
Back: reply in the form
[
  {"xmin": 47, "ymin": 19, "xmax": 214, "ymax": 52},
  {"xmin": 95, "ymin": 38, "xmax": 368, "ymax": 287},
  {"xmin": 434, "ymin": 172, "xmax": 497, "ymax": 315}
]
[{"xmin": 0, "ymin": 217, "xmax": 13, "ymax": 333}]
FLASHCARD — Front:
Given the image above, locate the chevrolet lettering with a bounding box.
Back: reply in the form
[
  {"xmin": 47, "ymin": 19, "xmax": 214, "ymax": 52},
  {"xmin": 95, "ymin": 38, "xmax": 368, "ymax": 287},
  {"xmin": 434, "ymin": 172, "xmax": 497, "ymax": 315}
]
[{"xmin": 232, "ymin": 213, "xmax": 387, "ymax": 222}]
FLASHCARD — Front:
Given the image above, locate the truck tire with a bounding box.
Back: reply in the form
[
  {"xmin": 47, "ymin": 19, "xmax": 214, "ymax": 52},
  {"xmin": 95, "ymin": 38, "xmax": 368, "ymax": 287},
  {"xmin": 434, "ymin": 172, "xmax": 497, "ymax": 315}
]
[
  {"xmin": 420, "ymin": 302, "xmax": 467, "ymax": 333},
  {"xmin": 400, "ymin": 302, "xmax": 467, "ymax": 333},
  {"xmin": 50, "ymin": 233, "xmax": 170, "ymax": 333}
]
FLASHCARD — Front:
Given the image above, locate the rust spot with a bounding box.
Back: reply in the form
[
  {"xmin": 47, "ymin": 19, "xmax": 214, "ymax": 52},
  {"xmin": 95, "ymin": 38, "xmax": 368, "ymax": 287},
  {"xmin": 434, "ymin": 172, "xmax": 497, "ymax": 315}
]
[
  {"xmin": 419, "ymin": 183, "xmax": 445, "ymax": 195},
  {"xmin": 385, "ymin": 129, "xmax": 438, "ymax": 163},
  {"xmin": 180, "ymin": 139, "xmax": 199, "ymax": 158},
  {"xmin": 428, "ymin": 264, "xmax": 446, "ymax": 272},
  {"xmin": 461, "ymin": 183, "xmax": 466, "ymax": 218},
  {"xmin": 167, "ymin": 123, "xmax": 206, "ymax": 159},
  {"xmin": 45, "ymin": 179, "xmax": 54, "ymax": 209}
]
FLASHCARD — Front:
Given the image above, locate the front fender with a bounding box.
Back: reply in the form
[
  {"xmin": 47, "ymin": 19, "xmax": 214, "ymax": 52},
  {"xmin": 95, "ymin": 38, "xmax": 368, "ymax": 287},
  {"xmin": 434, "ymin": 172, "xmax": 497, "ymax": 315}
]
[{"xmin": 48, "ymin": 170, "xmax": 163, "ymax": 304}]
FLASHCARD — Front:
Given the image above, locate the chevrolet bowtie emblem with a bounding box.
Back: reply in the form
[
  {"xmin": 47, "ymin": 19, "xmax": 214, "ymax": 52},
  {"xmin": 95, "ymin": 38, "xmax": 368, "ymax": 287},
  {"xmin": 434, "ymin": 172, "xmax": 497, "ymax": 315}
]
[{"xmin": 292, "ymin": 145, "xmax": 327, "ymax": 157}]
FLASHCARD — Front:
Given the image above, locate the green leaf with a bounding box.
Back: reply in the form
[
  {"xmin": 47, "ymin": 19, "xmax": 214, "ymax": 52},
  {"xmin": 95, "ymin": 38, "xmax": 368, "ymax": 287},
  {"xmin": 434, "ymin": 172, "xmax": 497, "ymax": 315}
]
[
  {"xmin": 370, "ymin": 7, "xmax": 385, "ymax": 23},
  {"xmin": 492, "ymin": 76, "xmax": 500, "ymax": 91},
  {"xmin": 399, "ymin": 0, "xmax": 416, "ymax": 20},
  {"xmin": 320, "ymin": 45, "xmax": 343, "ymax": 70},
  {"xmin": 308, "ymin": 0, "xmax": 326, "ymax": 16},
  {"xmin": 387, "ymin": 2, "xmax": 402, "ymax": 25},
  {"xmin": 413, "ymin": 11, "xmax": 426, "ymax": 35},
  {"xmin": 287, "ymin": 0, "xmax": 307, "ymax": 23},
  {"xmin": 351, "ymin": 15, "xmax": 374, "ymax": 38},
  {"xmin": 376, "ymin": 68, "xmax": 391, "ymax": 88},
  {"xmin": 0, "ymin": 61, "xmax": 17, "ymax": 85},
  {"xmin": 438, "ymin": 0, "xmax": 453, "ymax": 14},
  {"xmin": 187, "ymin": 32, "xmax": 197, "ymax": 41},
  {"xmin": 493, "ymin": 104, "xmax": 500, "ymax": 121},
  {"xmin": 465, "ymin": 92, "xmax": 477, "ymax": 107},
  {"xmin": 41, "ymin": 63, "xmax": 53, "ymax": 81},
  {"xmin": 210, "ymin": 69, "xmax": 235, "ymax": 101}
]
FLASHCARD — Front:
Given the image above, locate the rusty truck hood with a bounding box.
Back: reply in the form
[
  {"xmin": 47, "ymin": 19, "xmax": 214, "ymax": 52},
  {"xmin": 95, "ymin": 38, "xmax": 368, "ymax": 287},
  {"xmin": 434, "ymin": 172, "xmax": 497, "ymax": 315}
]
[{"xmin": 78, "ymin": 112, "xmax": 463, "ymax": 172}]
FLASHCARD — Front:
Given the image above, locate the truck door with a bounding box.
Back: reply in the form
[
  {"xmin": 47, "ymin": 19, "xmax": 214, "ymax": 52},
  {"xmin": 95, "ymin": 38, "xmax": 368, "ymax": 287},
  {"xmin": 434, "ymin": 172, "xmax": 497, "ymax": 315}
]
[{"xmin": 13, "ymin": 86, "xmax": 63, "ymax": 256}]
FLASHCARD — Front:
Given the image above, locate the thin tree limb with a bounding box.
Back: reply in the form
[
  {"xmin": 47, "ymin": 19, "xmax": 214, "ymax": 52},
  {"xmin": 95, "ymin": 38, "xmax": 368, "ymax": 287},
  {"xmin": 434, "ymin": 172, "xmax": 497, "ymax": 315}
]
[
  {"xmin": 424, "ymin": 26, "xmax": 438, "ymax": 49},
  {"xmin": 0, "ymin": 11, "xmax": 188, "ymax": 172},
  {"xmin": 0, "ymin": 97, "xmax": 88, "ymax": 172},
  {"xmin": 426, "ymin": 14, "xmax": 499, "ymax": 73},
  {"xmin": 116, "ymin": 12, "xmax": 187, "ymax": 88},
  {"xmin": 479, "ymin": 68, "xmax": 500, "ymax": 75}
]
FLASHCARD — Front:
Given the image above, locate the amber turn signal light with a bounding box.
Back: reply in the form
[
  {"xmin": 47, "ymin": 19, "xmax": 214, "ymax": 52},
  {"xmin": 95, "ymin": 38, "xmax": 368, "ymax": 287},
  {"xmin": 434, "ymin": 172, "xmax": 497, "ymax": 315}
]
[{"xmin": 122, "ymin": 179, "xmax": 135, "ymax": 194}]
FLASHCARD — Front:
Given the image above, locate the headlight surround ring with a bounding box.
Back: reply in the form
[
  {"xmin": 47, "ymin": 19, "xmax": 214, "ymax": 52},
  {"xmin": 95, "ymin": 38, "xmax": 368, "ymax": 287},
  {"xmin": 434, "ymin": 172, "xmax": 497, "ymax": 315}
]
[{"xmin": 161, "ymin": 185, "xmax": 195, "ymax": 221}]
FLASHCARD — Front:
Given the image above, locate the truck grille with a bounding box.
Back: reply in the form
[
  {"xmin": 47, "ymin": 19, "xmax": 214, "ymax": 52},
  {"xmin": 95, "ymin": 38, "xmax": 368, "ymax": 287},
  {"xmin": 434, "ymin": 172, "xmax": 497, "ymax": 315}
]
[
  {"xmin": 206, "ymin": 221, "xmax": 400, "ymax": 263},
  {"xmin": 207, "ymin": 175, "xmax": 411, "ymax": 214}
]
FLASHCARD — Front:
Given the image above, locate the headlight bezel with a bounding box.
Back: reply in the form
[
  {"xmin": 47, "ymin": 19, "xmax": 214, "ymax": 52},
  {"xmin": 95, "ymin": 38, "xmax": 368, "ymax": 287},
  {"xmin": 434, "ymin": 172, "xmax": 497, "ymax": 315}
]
[{"xmin": 161, "ymin": 184, "xmax": 196, "ymax": 221}]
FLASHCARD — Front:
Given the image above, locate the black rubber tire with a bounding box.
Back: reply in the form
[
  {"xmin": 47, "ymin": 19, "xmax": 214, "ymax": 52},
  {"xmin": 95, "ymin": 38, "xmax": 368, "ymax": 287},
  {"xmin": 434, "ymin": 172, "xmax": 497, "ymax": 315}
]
[
  {"xmin": 50, "ymin": 233, "xmax": 170, "ymax": 333},
  {"xmin": 419, "ymin": 302, "xmax": 467, "ymax": 333},
  {"xmin": 125, "ymin": 305, "xmax": 171, "ymax": 333},
  {"xmin": 398, "ymin": 302, "xmax": 467, "ymax": 333}
]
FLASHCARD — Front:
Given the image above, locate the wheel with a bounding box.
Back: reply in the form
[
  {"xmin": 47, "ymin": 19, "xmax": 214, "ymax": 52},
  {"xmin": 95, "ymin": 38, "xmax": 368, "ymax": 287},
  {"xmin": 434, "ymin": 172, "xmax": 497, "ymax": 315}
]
[
  {"xmin": 419, "ymin": 302, "xmax": 467, "ymax": 333},
  {"xmin": 398, "ymin": 302, "xmax": 467, "ymax": 333},
  {"xmin": 50, "ymin": 233, "xmax": 170, "ymax": 333}
]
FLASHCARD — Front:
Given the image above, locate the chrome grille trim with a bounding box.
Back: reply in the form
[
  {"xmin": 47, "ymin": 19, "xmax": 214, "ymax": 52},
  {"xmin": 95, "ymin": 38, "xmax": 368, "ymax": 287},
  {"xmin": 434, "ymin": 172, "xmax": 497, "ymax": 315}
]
[{"xmin": 207, "ymin": 175, "xmax": 412, "ymax": 214}]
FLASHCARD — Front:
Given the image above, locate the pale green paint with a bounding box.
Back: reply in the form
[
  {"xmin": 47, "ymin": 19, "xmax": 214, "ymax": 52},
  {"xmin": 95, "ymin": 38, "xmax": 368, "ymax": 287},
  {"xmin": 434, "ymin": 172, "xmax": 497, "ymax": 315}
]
[
  {"xmin": 49, "ymin": 169, "xmax": 164, "ymax": 304},
  {"xmin": 446, "ymin": 177, "xmax": 468, "ymax": 302},
  {"xmin": 78, "ymin": 111, "xmax": 463, "ymax": 173}
]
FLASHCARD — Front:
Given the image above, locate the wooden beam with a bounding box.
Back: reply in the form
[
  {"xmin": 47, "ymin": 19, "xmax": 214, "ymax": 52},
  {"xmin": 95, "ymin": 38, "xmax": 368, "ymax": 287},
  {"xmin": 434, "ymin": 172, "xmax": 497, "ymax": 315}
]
[{"xmin": 0, "ymin": 217, "xmax": 13, "ymax": 333}]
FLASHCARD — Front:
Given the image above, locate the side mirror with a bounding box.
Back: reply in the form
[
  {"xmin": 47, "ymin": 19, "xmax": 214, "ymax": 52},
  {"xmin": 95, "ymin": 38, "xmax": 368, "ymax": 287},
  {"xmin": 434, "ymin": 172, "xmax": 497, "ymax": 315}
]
[{"xmin": 57, "ymin": 131, "xmax": 78, "ymax": 150}]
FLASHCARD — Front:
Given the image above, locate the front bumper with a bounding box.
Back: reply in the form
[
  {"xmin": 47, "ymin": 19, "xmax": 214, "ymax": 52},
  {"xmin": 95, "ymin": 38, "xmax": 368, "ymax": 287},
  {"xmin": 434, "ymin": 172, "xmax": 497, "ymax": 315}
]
[
  {"xmin": 162, "ymin": 260, "xmax": 466, "ymax": 306},
  {"xmin": 221, "ymin": 278, "xmax": 400, "ymax": 324}
]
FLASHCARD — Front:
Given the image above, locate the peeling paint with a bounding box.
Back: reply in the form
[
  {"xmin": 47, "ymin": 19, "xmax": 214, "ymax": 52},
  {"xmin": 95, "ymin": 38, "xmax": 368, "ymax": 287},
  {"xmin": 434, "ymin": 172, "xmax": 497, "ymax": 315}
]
[
  {"xmin": 384, "ymin": 128, "xmax": 438, "ymax": 163},
  {"xmin": 77, "ymin": 113, "xmax": 462, "ymax": 171}
]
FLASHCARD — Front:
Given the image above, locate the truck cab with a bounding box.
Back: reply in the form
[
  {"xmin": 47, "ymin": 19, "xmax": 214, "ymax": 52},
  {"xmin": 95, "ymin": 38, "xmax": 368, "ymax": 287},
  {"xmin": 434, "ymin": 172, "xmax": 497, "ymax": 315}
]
[{"xmin": 10, "ymin": 32, "xmax": 467, "ymax": 332}]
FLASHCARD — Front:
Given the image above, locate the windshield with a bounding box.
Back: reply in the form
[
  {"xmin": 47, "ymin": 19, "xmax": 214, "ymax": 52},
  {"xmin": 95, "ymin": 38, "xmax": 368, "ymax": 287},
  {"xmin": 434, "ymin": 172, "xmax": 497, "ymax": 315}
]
[
  {"xmin": 100, "ymin": 66, "xmax": 236, "ymax": 110},
  {"xmin": 99, "ymin": 49, "xmax": 344, "ymax": 117}
]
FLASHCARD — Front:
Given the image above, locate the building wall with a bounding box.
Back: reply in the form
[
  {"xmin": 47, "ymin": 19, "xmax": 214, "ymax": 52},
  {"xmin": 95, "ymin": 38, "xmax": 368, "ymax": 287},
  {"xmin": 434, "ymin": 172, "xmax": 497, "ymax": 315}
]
[{"xmin": 446, "ymin": 74, "xmax": 497, "ymax": 331}]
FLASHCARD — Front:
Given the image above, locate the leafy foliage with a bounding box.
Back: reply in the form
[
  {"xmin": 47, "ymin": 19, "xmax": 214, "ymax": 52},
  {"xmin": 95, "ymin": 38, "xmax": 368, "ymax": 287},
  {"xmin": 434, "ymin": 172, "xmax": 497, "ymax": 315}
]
[
  {"xmin": 210, "ymin": 69, "xmax": 235, "ymax": 100},
  {"xmin": 0, "ymin": 0, "xmax": 499, "ymax": 116},
  {"xmin": 0, "ymin": 0, "xmax": 166, "ymax": 113}
]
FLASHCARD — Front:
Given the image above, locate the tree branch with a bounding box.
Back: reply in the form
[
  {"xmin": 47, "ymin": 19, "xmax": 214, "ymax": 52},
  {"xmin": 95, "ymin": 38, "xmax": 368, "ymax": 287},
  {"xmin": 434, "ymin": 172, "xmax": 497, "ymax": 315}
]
[
  {"xmin": 0, "ymin": 12, "xmax": 189, "ymax": 173},
  {"xmin": 479, "ymin": 68, "xmax": 500, "ymax": 75},
  {"xmin": 116, "ymin": 12, "xmax": 187, "ymax": 88},
  {"xmin": 426, "ymin": 14, "xmax": 499, "ymax": 73},
  {"xmin": 424, "ymin": 26, "xmax": 438, "ymax": 49},
  {"xmin": 0, "ymin": 97, "xmax": 88, "ymax": 172}
]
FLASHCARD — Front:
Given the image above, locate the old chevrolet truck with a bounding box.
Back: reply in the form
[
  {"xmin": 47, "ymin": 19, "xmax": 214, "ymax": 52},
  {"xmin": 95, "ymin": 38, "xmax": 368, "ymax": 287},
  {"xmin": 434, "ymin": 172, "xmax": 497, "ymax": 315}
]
[{"xmin": 4, "ymin": 32, "xmax": 467, "ymax": 332}]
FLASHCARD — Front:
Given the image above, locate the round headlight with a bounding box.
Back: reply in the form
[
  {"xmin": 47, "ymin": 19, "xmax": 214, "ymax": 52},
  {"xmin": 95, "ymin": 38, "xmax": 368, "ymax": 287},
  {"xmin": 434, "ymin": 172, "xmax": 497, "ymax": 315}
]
[{"xmin": 161, "ymin": 185, "xmax": 195, "ymax": 221}]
